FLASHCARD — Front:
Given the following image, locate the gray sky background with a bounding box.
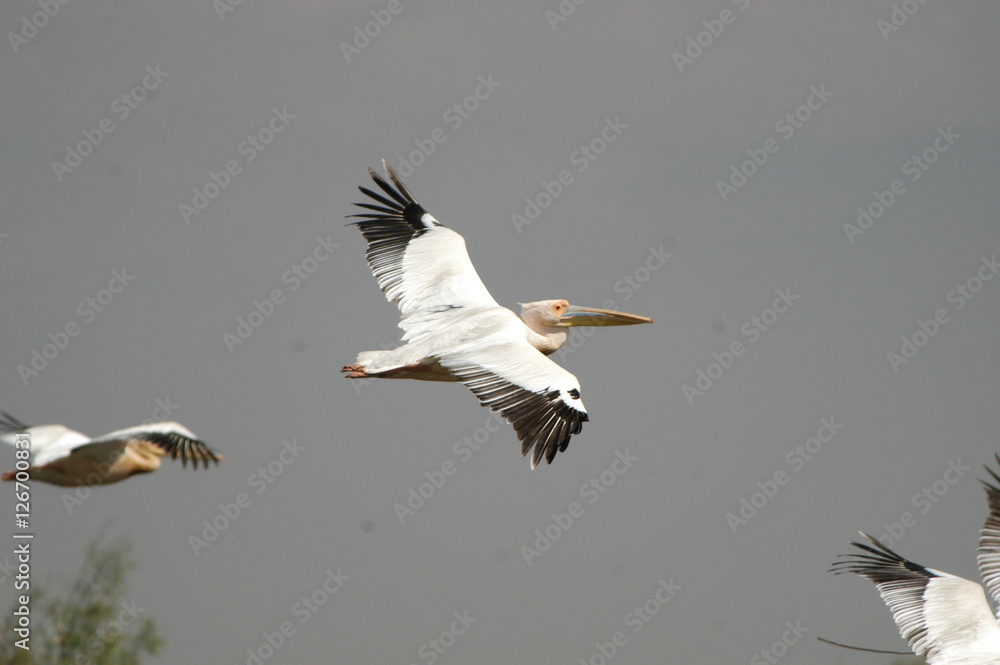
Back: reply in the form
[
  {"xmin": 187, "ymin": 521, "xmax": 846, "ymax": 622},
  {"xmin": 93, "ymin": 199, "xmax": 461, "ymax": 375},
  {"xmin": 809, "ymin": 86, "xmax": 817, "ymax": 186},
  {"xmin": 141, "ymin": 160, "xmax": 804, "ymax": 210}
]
[{"xmin": 2, "ymin": 1, "xmax": 999, "ymax": 663}]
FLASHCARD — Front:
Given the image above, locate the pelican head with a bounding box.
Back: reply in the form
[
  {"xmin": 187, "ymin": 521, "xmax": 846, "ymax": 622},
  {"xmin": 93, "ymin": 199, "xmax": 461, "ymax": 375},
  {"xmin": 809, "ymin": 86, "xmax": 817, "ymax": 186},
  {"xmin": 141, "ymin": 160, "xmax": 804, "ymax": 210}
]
[
  {"xmin": 519, "ymin": 300, "xmax": 652, "ymax": 355},
  {"xmin": 520, "ymin": 300, "xmax": 654, "ymax": 329}
]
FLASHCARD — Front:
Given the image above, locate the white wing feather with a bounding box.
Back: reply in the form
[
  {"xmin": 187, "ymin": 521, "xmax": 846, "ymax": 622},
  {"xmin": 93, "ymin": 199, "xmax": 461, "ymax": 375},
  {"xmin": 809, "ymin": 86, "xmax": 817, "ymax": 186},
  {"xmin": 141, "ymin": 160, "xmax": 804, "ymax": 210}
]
[
  {"xmin": 349, "ymin": 160, "xmax": 500, "ymax": 335},
  {"xmin": 977, "ymin": 456, "xmax": 1000, "ymax": 613},
  {"xmin": 0, "ymin": 413, "xmax": 91, "ymax": 467}
]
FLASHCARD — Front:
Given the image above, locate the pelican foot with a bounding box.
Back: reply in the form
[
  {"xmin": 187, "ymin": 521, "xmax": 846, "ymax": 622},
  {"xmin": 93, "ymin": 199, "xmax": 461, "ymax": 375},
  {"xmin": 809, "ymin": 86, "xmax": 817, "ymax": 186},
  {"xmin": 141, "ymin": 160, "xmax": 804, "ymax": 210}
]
[{"xmin": 341, "ymin": 364, "xmax": 368, "ymax": 378}]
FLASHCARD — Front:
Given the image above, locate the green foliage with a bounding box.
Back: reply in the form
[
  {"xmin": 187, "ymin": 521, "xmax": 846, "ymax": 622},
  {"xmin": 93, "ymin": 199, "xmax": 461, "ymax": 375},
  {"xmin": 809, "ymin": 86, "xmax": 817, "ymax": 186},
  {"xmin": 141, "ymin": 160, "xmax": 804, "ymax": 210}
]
[{"xmin": 0, "ymin": 535, "xmax": 161, "ymax": 665}]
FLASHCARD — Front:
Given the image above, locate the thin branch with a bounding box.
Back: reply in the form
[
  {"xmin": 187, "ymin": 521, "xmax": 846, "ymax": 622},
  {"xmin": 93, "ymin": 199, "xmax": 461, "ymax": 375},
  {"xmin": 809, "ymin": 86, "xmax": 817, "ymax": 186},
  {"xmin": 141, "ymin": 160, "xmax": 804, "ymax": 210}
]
[{"xmin": 816, "ymin": 636, "xmax": 911, "ymax": 655}]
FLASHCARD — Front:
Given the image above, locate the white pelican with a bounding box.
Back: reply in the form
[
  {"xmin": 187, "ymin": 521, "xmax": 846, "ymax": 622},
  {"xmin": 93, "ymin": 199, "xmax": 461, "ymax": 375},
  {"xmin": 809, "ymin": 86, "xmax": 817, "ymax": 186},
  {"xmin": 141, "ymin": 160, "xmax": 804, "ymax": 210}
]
[
  {"xmin": 0, "ymin": 411, "xmax": 222, "ymax": 487},
  {"xmin": 342, "ymin": 161, "xmax": 653, "ymax": 468},
  {"xmin": 831, "ymin": 456, "xmax": 1000, "ymax": 664}
]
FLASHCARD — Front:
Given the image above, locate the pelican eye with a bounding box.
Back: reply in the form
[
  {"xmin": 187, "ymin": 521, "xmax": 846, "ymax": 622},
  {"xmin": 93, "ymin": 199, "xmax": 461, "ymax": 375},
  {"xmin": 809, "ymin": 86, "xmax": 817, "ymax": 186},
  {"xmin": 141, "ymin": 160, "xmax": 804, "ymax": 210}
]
[{"xmin": 568, "ymin": 389, "xmax": 581, "ymax": 400}]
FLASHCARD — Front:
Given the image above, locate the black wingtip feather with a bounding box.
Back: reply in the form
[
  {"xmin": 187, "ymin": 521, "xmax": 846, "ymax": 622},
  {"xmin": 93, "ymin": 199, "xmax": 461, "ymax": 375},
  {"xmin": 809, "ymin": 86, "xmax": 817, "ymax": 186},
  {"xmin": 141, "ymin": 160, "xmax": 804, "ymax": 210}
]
[
  {"xmin": 0, "ymin": 411, "xmax": 31, "ymax": 432},
  {"xmin": 367, "ymin": 166, "xmax": 411, "ymax": 207},
  {"xmin": 830, "ymin": 532, "xmax": 936, "ymax": 580},
  {"xmin": 348, "ymin": 164, "xmax": 438, "ymax": 237},
  {"xmin": 981, "ymin": 454, "xmax": 1000, "ymax": 491},
  {"xmin": 143, "ymin": 432, "xmax": 223, "ymax": 470}
]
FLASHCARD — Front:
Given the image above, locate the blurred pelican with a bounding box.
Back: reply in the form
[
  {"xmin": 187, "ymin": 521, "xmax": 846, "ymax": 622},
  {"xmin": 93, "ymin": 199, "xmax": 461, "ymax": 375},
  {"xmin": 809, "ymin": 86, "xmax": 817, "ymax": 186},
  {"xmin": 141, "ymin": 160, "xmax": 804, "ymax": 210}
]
[
  {"xmin": 342, "ymin": 161, "xmax": 653, "ymax": 467},
  {"xmin": 1, "ymin": 411, "xmax": 222, "ymax": 487}
]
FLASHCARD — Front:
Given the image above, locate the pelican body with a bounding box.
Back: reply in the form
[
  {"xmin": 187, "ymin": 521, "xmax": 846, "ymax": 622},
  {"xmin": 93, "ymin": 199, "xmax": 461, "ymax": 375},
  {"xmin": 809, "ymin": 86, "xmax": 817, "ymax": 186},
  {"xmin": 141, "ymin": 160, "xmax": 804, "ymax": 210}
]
[
  {"xmin": 343, "ymin": 161, "xmax": 653, "ymax": 467},
  {"xmin": 1, "ymin": 411, "xmax": 222, "ymax": 487},
  {"xmin": 831, "ymin": 456, "xmax": 1000, "ymax": 664}
]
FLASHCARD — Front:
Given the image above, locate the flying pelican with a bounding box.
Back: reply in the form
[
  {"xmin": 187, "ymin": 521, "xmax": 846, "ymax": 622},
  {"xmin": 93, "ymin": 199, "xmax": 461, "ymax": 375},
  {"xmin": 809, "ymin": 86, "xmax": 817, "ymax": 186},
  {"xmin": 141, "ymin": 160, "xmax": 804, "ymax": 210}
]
[
  {"xmin": 830, "ymin": 456, "xmax": 1000, "ymax": 664},
  {"xmin": 0, "ymin": 411, "xmax": 222, "ymax": 487},
  {"xmin": 342, "ymin": 161, "xmax": 653, "ymax": 467}
]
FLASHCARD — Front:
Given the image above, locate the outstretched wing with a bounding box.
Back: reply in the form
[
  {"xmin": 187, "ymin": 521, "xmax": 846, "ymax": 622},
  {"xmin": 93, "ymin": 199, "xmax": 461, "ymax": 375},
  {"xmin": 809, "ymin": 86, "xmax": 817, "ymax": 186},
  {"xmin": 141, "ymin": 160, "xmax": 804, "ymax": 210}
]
[
  {"xmin": 437, "ymin": 327, "xmax": 589, "ymax": 468},
  {"xmin": 348, "ymin": 160, "xmax": 501, "ymax": 330},
  {"xmin": 1, "ymin": 411, "xmax": 91, "ymax": 467},
  {"xmin": 88, "ymin": 422, "xmax": 223, "ymax": 469},
  {"xmin": 832, "ymin": 532, "xmax": 1000, "ymax": 663}
]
